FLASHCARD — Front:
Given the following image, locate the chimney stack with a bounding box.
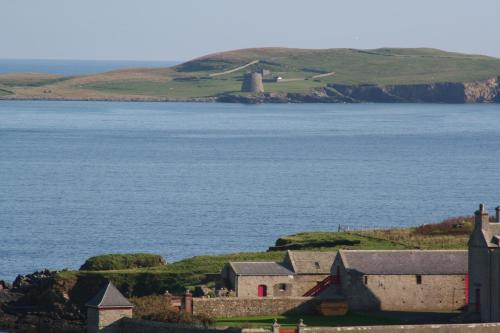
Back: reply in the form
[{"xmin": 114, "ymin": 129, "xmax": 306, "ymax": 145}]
[
  {"xmin": 496, "ymin": 206, "xmax": 500, "ymax": 223},
  {"xmin": 475, "ymin": 203, "xmax": 490, "ymax": 230}
]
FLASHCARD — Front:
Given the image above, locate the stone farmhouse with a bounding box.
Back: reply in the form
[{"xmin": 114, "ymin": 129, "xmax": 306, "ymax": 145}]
[
  {"xmin": 223, "ymin": 249, "xmax": 468, "ymax": 312},
  {"xmin": 222, "ymin": 251, "xmax": 337, "ymax": 297},
  {"xmin": 468, "ymin": 203, "xmax": 500, "ymax": 322},
  {"xmin": 332, "ymin": 250, "xmax": 468, "ymax": 311}
]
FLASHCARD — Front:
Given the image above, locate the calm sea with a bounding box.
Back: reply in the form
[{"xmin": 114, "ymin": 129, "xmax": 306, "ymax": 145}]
[
  {"xmin": 0, "ymin": 59, "xmax": 180, "ymax": 76},
  {"xmin": 1, "ymin": 101, "xmax": 500, "ymax": 281}
]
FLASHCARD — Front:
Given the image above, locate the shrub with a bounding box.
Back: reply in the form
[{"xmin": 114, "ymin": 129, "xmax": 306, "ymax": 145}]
[
  {"xmin": 131, "ymin": 295, "xmax": 214, "ymax": 328},
  {"xmin": 414, "ymin": 216, "xmax": 474, "ymax": 236},
  {"xmin": 79, "ymin": 253, "xmax": 166, "ymax": 271}
]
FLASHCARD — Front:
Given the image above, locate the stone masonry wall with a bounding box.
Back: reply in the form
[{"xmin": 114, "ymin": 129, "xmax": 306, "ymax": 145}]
[
  {"xmin": 304, "ymin": 323, "xmax": 500, "ymax": 333},
  {"xmin": 99, "ymin": 308, "xmax": 133, "ymax": 332},
  {"xmin": 343, "ymin": 274, "xmax": 467, "ymax": 311},
  {"xmin": 193, "ymin": 297, "xmax": 317, "ymax": 318},
  {"xmin": 236, "ymin": 275, "xmax": 295, "ymax": 297}
]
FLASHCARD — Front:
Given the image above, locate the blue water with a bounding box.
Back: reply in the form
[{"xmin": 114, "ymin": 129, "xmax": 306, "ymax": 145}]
[
  {"xmin": 0, "ymin": 59, "xmax": 180, "ymax": 76},
  {"xmin": 1, "ymin": 101, "xmax": 500, "ymax": 282}
]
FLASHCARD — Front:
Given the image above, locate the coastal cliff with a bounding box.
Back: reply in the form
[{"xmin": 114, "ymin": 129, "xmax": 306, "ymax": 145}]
[{"xmin": 216, "ymin": 77, "xmax": 500, "ymax": 104}]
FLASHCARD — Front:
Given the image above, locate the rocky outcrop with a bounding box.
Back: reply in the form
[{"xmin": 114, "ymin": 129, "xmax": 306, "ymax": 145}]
[
  {"xmin": 0, "ymin": 270, "xmax": 84, "ymax": 332},
  {"xmin": 329, "ymin": 77, "xmax": 499, "ymax": 104},
  {"xmin": 218, "ymin": 77, "xmax": 500, "ymax": 104},
  {"xmin": 464, "ymin": 77, "xmax": 500, "ymax": 103}
]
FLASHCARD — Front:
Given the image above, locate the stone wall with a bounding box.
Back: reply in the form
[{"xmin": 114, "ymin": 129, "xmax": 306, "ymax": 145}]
[
  {"xmin": 87, "ymin": 307, "xmax": 133, "ymax": 333},
  {"xmin": 343, "ymin": 274, "xmax": 467, "ymax": 311},
  {"xmin": 303, "ymin": 323, "xmax": 500, "ymax": 333},
  {"xmin": 293, "ymin": 275, "xmax": 330, "ymax": 296},
  {"xmin": 193, "ymin": 297, "xmax": 316, "ymax": 318},
  {"xmin": 235, "ymin": 275, "xmax": 296, "ymax": 297}
]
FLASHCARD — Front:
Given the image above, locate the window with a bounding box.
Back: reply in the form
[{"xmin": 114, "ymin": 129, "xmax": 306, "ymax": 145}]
[
  {"xmin": 416, "ymin": 275, "xmax": 422, "ymax": 284},
  {"xmin": 278, "ymin": 283, "xmax": 287, "ymax": 291},
  {"xmin": 314, "ymin": 262, "xmax": 320, "ymax": 269},
  {"xmin": 364, "ymin": 276, "xmax": 368, "ymax": 285}
]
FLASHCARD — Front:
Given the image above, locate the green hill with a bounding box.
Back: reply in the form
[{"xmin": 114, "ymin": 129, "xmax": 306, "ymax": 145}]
[{"xmin": 2, "ymin": 47, "xmax": 500, "ymax": 101}]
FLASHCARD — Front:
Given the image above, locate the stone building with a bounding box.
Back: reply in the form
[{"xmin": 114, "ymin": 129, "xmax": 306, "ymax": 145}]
[
  {"xmin": 222, "ymin": 251, "xmax": 337, "ymax": 297},
  {"xmin": 468, "ymin": 203, "xmax": 500, "ymax": 322},
  {"xmin": 86, "ymin": 281, "xmax": 134, "ymax": 333},
  {"xmin": 332, "ymin": 250, "xmax": 468, "ymax": 311},
  {"xmin": 241, "ymin": 72, "xmax": 264, "ymax": 93}
]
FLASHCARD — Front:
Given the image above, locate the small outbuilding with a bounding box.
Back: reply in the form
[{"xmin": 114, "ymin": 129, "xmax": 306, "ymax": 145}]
[
  {"xmin": 222, "ymin": 262, "xmax": 295, "ymax": 297},
  {"xmin": 332, "ymin": 250, "xmax": 468, "ymax": 312},
  {"xmin": 222, "ymin": 251, "xmax": 337, "ymax": 298},
  {"xmin": 86, "ymin": 281, "xmax": 134, "ymax": 333}
]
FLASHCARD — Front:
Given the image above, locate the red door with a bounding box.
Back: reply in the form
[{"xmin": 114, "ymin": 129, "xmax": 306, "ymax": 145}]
[{"xmin": 258, "ymin": 285, "xmax": 267, "ymax": 297}]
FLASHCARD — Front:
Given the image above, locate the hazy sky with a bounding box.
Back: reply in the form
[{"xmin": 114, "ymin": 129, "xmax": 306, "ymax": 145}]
[{"xmin": 2, "ymin": 0, "xmax": 499, "ymax": 61}]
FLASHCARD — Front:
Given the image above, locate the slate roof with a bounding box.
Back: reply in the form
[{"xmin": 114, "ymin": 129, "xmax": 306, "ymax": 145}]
[
  {"xmin": 229, "ymin": 262, "xmax": 294, "ymax": 276},
  {"xmin": 339, "ymin": 250, "xmax": 468, "ymax": 275},
  {"xmin": 86, "ymin": 281, "xmax": 133, "ymax": 309},
  {"xmin": 286, "ymin": 251, "xmax": 337, "ymax": 274}
]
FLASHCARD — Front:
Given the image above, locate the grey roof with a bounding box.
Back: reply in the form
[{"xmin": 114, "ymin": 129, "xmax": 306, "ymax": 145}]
[
  {"xmin": 482, "ymin": 223, "xmax": 500, "ymax": 247},
  {"xmin": 86, "ymin": 281, "xmax": 133, "ymax": 309},
  {"xmin": 286, "ymin": 251, "xmax": 337, "ymax": 274},
  {"xmin": 229, "ymin": 262, "xmax": 294, "ymax": 276},
  {"xmin": 339, "ymin": 250, "xmax": 468, "ymax": 275}
]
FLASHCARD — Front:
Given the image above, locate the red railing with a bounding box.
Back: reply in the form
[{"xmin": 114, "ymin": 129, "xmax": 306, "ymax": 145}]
[{"xmin": 303, "ymin": 275, "xmax": 339, "ymax": 297}]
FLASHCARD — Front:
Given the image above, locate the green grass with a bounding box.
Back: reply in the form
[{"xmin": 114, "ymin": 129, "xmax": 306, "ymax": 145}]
[
  {"xmin": 272, "ymin": 231, "xmax": 411, "ymax": 251},
  {"xmin": 216, "ymin": 313, "xmax": 401, "ymax": 329},
  {"xmin": 83, "ymin": 78, "xmax": 240, "ymax": 98},
  {"xmin": 175, "ymin": 48, "xmax": 500, "ymax": 86},
  {"xmin": 79, "ymin": 253, "xmax": 166, "ymax": 271},
  {"xmin": 9, "ymin": 47, "xmax": 500, "ymax": 99},
  {"xmin": 0, "ymin": 77, "xmax": 70, "ymax": 87}
]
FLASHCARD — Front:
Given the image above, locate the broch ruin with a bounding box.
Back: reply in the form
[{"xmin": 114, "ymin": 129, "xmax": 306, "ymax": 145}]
[{"xmin": 241, "ymin": 72, "xmax": 264, "ymax": 93}]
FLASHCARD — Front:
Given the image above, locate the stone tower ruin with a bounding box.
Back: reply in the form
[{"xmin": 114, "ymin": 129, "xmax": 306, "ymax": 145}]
[{"xmin": 241, "ymin": 72, "xmax": 264, "ymax": 93}]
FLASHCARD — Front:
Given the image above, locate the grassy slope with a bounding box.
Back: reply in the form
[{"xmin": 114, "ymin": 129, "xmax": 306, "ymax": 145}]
[
  {"xmin": 4, "ymin": 48, "xmax": 500, "ymax": 99},
  {"xmin": 57, "ymin": 218, "xmax": 470, "ymax": 304}
]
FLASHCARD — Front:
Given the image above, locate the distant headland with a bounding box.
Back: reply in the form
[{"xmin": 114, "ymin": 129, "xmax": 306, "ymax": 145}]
[{"xmin": 1, "ymin": 47, "xmax": 500, "ymax": 104}]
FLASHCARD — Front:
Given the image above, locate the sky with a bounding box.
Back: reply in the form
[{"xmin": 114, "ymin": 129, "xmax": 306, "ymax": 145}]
[{"xmin": 1, "ymin": 0, "xmax": 499, "ymax": 61}]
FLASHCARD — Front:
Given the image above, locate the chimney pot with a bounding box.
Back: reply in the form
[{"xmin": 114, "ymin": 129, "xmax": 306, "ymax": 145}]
[{"xmin": 495, "ymin": 206, "xmax": 500, "ymax": 223}]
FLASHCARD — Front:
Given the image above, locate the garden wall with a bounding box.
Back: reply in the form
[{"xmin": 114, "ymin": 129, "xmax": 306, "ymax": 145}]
[
  {"xmin": 193, "ymin": 297, "xmax": 317, "ymax": 318},
  {"xmin": 304, "ymin": 322, "xmax": 500, "ymax": 333}
]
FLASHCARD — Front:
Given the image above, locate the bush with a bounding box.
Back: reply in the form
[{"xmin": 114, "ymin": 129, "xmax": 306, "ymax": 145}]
[
  {"xmin": 414, "ymin": 216, "xmax": 474, "ymax": 236},
  {"xmin": 79, "ymin": 253, "xmax": 166, "ymax": 271},
  {"xmin": 131, "ymin": 295, "xmax": 214, "ymax": 328}
]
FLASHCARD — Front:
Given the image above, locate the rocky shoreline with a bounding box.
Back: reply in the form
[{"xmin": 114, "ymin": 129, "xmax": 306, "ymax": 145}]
[{"xmin": 0, "ymin": 270, "xmax": 84, "ymax": 333}]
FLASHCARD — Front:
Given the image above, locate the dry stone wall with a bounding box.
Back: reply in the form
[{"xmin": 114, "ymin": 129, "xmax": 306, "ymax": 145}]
[
  {"xmin": 304, "ymin": 323, "xmax": 500, "ymax": 333},
  {"xmin": 193, "ymin": 297, "xmax": 317, "ymax": 318}
]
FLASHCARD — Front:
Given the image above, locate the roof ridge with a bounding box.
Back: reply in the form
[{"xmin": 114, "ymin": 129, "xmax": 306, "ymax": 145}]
[{"xmin": 287, "ymin": 250, "xmax": 298, "ymax": 273}]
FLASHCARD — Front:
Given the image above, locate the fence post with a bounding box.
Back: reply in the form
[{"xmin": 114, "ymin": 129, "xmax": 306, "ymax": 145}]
[
  {"xmin": 272, "ymin": 319, "xmax": 280, "ymax": 333},
  {"xmin": 182, "ymin": 290, "xmax": 193, "ymax": 313},
  {"xmin": 297, "ymin": 319, "xmax": 306, "ymax": 333}
]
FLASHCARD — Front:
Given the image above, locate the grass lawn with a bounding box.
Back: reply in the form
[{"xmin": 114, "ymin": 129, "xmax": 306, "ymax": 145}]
[
  {"xmin": 83, "ymin": 78, "xmax": 240, "ymax": 98},
  {"xmin": 216, "ymin": 313, "xmax": 402, "ymax": 329}
]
